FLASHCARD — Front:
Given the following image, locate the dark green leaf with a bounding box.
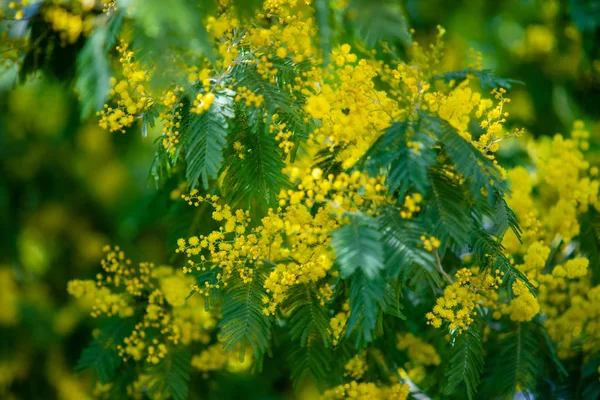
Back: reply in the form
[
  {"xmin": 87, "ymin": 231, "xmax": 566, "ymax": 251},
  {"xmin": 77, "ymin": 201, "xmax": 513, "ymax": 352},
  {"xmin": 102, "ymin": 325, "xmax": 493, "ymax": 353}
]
[{"xmin": 331, "ymin": 213, "xmax": 384, "ymax": 279}]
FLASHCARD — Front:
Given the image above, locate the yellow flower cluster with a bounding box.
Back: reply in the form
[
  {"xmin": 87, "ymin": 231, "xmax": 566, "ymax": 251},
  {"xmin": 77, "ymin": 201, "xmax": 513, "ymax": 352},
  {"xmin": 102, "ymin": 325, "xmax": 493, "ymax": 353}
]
[
  {"xmin": 68, "ymin": 246, "xmax": 216, "ymax": 365},
  {"xmin": 420, "ymin": 235, "xmax": 440, "ymax": 252},
  {"xmin": 178, "ymin": 165, "xmax": 388, "ymax": 318},
  {"xmin": 344, "ymin": 354, "xmax": 367, "ymax": 380},
  {"xmin": 322, "ymin": 381, "xmax": 410, "ymax": 400},
  {"xmin": 191, "ymin": 344, "xmax": 229, "ymax": 376},
  {"xmin": 159, "ymin": 88, "xmax": 184, "ymax": 154},
  {"xmin": 98, "ymin": 42, "xmax": 153, "ymax": 133},
  {"xmin": 191, "ymin": 342, "xmax": 253, "ymax": 377},
  {"xmin": 427, "ymin": 268, "xmax": 502, "ymax": 332},
  {"xmin": 304, "ymin": 47, "xmax": 399, "ymax": 169},
  {"xmin": 44, "ymin": 6, "xmax": 93, "ymax": 44},
  {"xmin": 396, "ymin": 332, "xmax": 441, "ymax": 367},
  {"xmin": 499, "ymin": 122, "xmax": 599, "ymax": 356},
  {"xmin": 234, "ymin": 86, "xmax": 265, "ymax": 108},
  {"xmin": 101, "ymin": 1, "xmax": 118, "ymax": 14},
  {"xmin": 330, "ymin": 305, "xmax": 349, "ymax": 346},
  {"xmin": 399, "ymin": 193, "xmax": 422, "ymax": 219},
  {"xmin": 191, "ymin": 92, "xmax": 215, "ymax": 114}
]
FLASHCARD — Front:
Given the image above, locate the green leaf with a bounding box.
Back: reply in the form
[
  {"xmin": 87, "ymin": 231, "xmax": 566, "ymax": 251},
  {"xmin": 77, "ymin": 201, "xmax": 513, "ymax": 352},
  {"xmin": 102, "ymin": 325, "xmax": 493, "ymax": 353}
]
[
  {"xmin": 481, "ymin": 323, "xmax": 541, "ymax": 398},
  {"xmin": 219, "ymin": 267, "xmax": 272, "ymax": 360},
  {"xmin": 282, "ymin": 284, "xmax": 333, "ymax": 388},
  {"xmin": 470, "ymin": 229, "xmax": 534, "ymax": 294},
  {"xmin": 423, "ymin": 113, "xmax": 505, "ymax": 201},
  {"xmin": 315, "ymin": 0, "xmax": 332, "ymax": 64},
  {"xmin": 75, "ymin": 26, "xmax": 111, "ymax": 119},
  {"xmin": 284, "ymin": 284, "xmax": 331, "ymax": 347},
  {"xmin": 378, "ymin": 206, "xmax": 437, "ymax": 283},
  {"xmin": 535, "ymin": 322, "xmax": 568, "ymax": 379},
  {"xmin": 346, "ymin": 0, "xmax": 412, "ymax": 47},
  {"xmin": 424, "ymin": 170, "xmax": 473, "ymax": 245},
  {"xmin": 580, "ymin": 354, "xmax": 600, "ymax": 399},
  {"xmin": 222, "ymin": 112, "xmax": 289, "ymax": 207},
  {"xmin": 382, "ymin": 279, "xmax": 406, "ymax": 319},
  {"xmin": 433, "ymin": 68, "xmax": 524, "ymax": 89},
  {"xmin": 76, "ymin": 317, "xmax": 134, "ymax": 383},
  {"xmin": 346, "ymin": 271, "xmax": 385, "ymax": 348},
  {"xmin": 444, "ymin": 325, "xmax": 485, "ymax": 400},
  {"xmin": 193, "ymin": 266, "xmax": 221, "ymax": 311},
  {"xmin": 184, "ymin": 89, "xmax": 235, "ymax": 189},
  {"xmin": 569, "ymin": 0, "xmax": 600, "ymax": 33},
  {"xmin": 287, "ymin": 333, "xmax": 331, "ymax": 389},
  {"xmin": 491, "ymin": 192, "xmax": 522, "ymax": 242},
  {"xmin": 362, "ymin": 120, "xmax": 437, "ymax": 200},
  {"xmin": 146, "ymin": 347, "xmax": 191, "ymax": 400},
  {"xmin": 104, "ymin": 11, "xmax": 125, "ymax": 53},
  {"xmin": 130, "ymin": 0, "xmax": 215, "ymax": 59},
  {"xmin": 331, "ymin": 213, "xmax": 384, "ymax": 279}
]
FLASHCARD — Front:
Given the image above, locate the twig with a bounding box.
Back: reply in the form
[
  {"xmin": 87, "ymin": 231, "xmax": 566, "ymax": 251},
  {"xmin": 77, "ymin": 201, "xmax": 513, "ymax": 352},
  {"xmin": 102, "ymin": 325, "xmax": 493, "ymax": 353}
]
[{"xmin": 434, "ymin": 249, "xmax": 454, "ymax": 284}]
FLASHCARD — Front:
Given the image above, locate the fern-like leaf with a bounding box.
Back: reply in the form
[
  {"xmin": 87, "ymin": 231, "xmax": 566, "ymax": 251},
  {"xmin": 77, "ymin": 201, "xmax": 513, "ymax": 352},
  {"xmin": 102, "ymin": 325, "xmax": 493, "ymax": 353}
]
[
  {"xmin": 184, "ymin": 89, "xmax": 235, "ymax": 189},
  {"xmin": 378, "ymin": 205, "xmax": 437, "ymax": 283},
  {"xmin": 284, "ymin": 284, "xmax": 331, "ymax": 347},
  {"xmin": 346, "ymin": 0, "xmax": 412, "ymax": 47},
  {"xmin": 219, "ymin": 268, "xmax": 272, "ymax": 360},
  {"xmin": 76, "ymin": 317, "xmax": 134, "ymax": 383},
  {"xmin": 146, "ymin": 347, "xmax": 191, "ymax": 400},
  {"xmin": 424, "ymin": 113, "xmax": 505, "ymax": 201},
  {"xmin": 283, "ymin": 284, "xmax": 332, "ymax": 388},
  {"xmin": 222, "ymin": 113, "xmax": 289, "ymax": 207},
  {"xmin": 331, "ymin": 213, "xmax": 384, "ymax": 279},
  {"xmin": 470, "ymin": 229, "xmax": 534, "ymax": 293},
  {"xmin": 362, "ymin": 120, "xmax": 437, "ymax": 200},
  {"xmin": 433, "ymin": 68, "xmax": 524, "ymax": 89},
  {"xmin": 287, "ymin": 332, "xmax": 332, "ymax": 389},
  {"xmin": 75, "ymin": 25, "xmax": 112, "ymax": 119},
  {"xmin": 424, "ymin": 170, "xmax": 473, "ymax": 245},
  {"xmin": 444, "ymin": 325, "xmax": 485, "ymax": 399},
  {"xmin": 346, "ymin": 271, "xmax": 385, "ymax": 348},
  {"xmin": 481, "ymin": 323, "xmax": 541, "ymax": 398},
  {"xmin": 491, "ymin": 192, "xmax": 522, "ymax": 241}
]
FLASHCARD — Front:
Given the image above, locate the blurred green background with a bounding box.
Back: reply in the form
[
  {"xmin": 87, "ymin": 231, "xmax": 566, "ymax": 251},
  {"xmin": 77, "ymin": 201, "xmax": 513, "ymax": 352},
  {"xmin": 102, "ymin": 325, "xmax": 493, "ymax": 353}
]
[{"xmin": 0, "ymin": 0, "xmax": 599, "ymax": 398}]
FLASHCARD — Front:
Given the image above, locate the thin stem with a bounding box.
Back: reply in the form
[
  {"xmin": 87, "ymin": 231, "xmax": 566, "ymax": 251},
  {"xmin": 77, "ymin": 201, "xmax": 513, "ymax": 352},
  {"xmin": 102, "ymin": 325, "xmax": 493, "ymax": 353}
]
[{"xmin": 434, "ymin": 249, "xmax": 454, "ymax": 284}]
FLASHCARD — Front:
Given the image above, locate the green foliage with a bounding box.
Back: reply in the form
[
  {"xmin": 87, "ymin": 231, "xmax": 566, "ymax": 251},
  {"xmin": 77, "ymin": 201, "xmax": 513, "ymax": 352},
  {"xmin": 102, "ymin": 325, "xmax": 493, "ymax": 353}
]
[
  {"xmin": 490, "ymin": 193, "xmax": 522, "ymax": 242},
  {"xmin": 434, "ymin": 68, "xmax": 524, "ymax": 90},
  {"xmin": 569, "ymin": 0, "xmax": 600, "ymax": 32},
  {"xmin": 345, "ymin": 0, "xmax": 412, "ymax": 47},
  {"xmin": 314, "ymin": 0, "xmax": 332, "ymax": 64},
  {"xmin": 330, "ymin": 214, "xmax": 388, "ymax": 347},
  {"xmin": 426, "ymin": 170, "xmax": 473, "ymax": 245},
  {"xmin": 184, "ymin": 89, "xmax": 235, "ymax": 189},
  {"xmin": 76, "ymin": 317, "xmax": 134, "ymax": 383},
  {"xmin": 481, "ymin": 323, "xmax": 541, "ymax": 398},
  {"xmin": 129, "ymin": 0, "xmax": 214, "ymax": 88},
  {"xmin": 146, "ymin": 348, "xmax": 192, "ymax": 400},
  {"xmin": 470, "ymin": 229, "xmax": 534, "ymax": 293},
  {"xmin": 580, "ymin": 354, "xmax": 600, "ymax": 399},
  {"xmin": 346, "ymin": 271, "xmax": 385, "ymax": 348},
  {"xmin": 75, "ymin": 18, "xmax": 115, "ymax": 119},
  {"xmin": 363, "ymin": 119, "xmax": 437, "ymax": 200},
  {"xmin": 222, "ymin": 112, "xmax": 289, "ymax": 207},
  {"xmin": 284, "ymin": 284, "xmax": 332, "ymax": 388},
  {"xmin": 425, "ymin": 114, "xmax": 505, "ymax": 200},
  {"xmin": 331, "ymin": 213, "xmax": 384, "ymax": 279},
  {"xmin": 219, "ymin": 267, "xmax": 272, "ymax": 361},
  {"xmin": 378, "ymin": 205, "xmax": 437, "ymax": 284},
  {"xmin": 444, "ymin": 325, "xmax": 485, "ymax": 400}
]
